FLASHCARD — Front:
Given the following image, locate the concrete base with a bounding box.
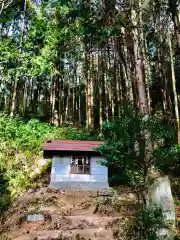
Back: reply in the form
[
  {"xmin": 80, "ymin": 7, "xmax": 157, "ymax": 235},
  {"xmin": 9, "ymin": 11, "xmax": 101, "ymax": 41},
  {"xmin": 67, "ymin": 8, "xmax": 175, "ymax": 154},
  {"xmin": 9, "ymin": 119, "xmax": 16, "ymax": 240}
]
[{"xmin": 49, "ymin": 181, "xmax": 110, "ymax": 190}]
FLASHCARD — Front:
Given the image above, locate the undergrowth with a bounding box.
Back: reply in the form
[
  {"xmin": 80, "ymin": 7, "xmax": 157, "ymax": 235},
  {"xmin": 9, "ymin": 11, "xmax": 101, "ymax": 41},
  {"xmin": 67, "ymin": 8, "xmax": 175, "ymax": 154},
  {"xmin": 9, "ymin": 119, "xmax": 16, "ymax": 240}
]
[{"xmin": 126, "ymin": 206, "xmax": 174, "ymax": 240}]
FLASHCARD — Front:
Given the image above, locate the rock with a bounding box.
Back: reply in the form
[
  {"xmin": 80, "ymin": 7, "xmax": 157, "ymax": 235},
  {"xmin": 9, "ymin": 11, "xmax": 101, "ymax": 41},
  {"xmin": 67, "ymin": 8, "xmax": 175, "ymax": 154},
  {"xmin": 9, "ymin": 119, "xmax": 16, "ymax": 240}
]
[
  {"xmin": 91, "ymin": 202, "xmax": 99, "ymax": 214},
  {"xmin": 91, "ymin": 196, "xmax": 109, "ymax": 213},
  {"xmin": 60, "ymin": 189, "xmax": 66, "ymax": 195},
  {"xmin": 98, "ymin": 188, "xmax": 113, "ymax": 197},
  {"xmin": 39, "ymin": 187, "xmax": 48, "ymax": 194},
  {"xmin": 35, "ymin": 232, "xmax": 61, "ymax": 240},
  {"xmin": 46, "ymin": 188, "xmax": 53, "ymax": 193},
  {"xmin": 96, "ymin": 196, "xmax": 108, "ymax": 204},
  {"xmin": 146, "ymin": 176, "xmax": 175, "ymax": 240},
  {"xmin": 46, "ymin": 188, "xmax": 58, "ymax": 194},
  {"xmin": 156, "ymin": 228, "xmax": 175, "ymax": 240},
  {"xmin": 117, "ymin": 192, "xmax": 138, "ymax": 203},
  {"xmin": 64, "ymin": 189, "xmax": 98, "ymax": 197},
  {"xmin": 90, "ymin": 190, "xmax": 98, "ymax": 197},
  {"xmin": 147, "ymin": 176, "xmax": 175, "ymax": 222},
  {"xmin": 27, "ymin": 188, "xmax": 36, "ymax": 194}
]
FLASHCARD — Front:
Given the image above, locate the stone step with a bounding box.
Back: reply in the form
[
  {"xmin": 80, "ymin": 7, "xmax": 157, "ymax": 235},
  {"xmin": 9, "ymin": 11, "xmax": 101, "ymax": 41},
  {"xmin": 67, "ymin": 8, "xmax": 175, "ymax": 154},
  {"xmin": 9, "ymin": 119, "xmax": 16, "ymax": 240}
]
[
  {"xmin": 21, "ymin": 214, "xmax": 120, "ymax": 230},
  {"xmin": 49, "ymin": 182, "xmax": 112, "ymax": 193},
  {"xmin": 10, "ymin": 216, "xmax": 120, "ymax": 239},
  {"xmin": 46, "ymin": 215, "xmax": 120, "ymax": 230},
  {"xmin": 12, "ymin": 227, "xmax": 115, "ymax": 240}
]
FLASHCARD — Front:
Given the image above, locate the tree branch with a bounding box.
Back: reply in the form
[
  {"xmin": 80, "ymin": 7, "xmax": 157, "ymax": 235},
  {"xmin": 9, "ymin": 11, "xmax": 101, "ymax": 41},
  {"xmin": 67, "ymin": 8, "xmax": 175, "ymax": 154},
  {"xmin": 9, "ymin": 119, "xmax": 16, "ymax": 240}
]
[{"xmin": 0, "ymin": 0, "xmax": 13, "ymax": 15}]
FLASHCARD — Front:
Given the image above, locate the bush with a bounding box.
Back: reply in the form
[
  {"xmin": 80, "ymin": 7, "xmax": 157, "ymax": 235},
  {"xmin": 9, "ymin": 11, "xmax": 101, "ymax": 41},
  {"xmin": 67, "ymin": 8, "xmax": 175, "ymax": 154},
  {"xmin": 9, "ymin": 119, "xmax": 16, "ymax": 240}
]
[
  {"xmin": 96, "ymin": 103, "xmax": 177, "ymax": 186},
  {"xmin": 0, "ymin": 193, "xmax": 11, "ymax": 213},
  {"xmin": 126, "ymin": 206, "xmax": 167, "ymax": 240},
  {"xmin": 69, "ymin": 127, "xmax": 101, "ymax": 140},
  {"xmin": 154, "ymin": 144, "xmax": 180, "ymax": 177}
]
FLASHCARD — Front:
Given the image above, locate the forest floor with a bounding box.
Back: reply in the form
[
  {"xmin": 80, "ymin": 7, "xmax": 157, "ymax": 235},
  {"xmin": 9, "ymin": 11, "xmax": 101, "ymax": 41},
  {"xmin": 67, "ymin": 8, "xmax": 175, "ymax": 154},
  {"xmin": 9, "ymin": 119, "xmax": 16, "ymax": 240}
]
[{"xmin": 176, "ymin": 206, "xmax": 180, "ymax": 235}]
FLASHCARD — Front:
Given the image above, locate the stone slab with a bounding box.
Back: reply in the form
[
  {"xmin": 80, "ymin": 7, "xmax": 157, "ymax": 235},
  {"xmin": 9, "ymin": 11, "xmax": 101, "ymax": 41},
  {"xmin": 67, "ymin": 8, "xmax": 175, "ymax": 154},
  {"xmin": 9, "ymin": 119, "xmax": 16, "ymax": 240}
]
[
  {"xmin": 61, "ymin": 189, "xmax": 98, "ymax": 197},
  {"xmin": 27, "ymin": 214, "xmax": 45, "ymax": 222},
  {"xmin": 49, "ymin": 181, "xmax": 110, "ymax": 191},
  {"xmin": 146, "ymin": 176, "xmax": 175, "ymax": 240},
  {"xmin": 147, "ymin": 176, "xmax": 176, "ymax": 222}
]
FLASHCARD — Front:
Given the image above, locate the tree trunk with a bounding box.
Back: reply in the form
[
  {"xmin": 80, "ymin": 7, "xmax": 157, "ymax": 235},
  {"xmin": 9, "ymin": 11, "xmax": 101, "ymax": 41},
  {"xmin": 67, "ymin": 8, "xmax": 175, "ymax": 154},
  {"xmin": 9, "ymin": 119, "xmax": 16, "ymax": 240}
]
[
  {"xmin": 168, "ymin": 27, "xmax": 180, "ymax": 144},
  {"xmin": 22, "ymin": 79, "xmax": 27, "ymax": 116},
  {"xmin": 157, "ymin": 38, "xmax": 168, "ymax": 114},
  {"xmin": 168, "ymin": 0, "xmax": 180, "ymax": 49},
  {"xmin": 143, "ymin": 36, "xmax": 152, "ymax": 112},
  {"xmin": 10, "ymin": 79, "xmax": 18, "ymax": 117},
  {"xmin": 131, "ymin": 0, "xmax": 152, "ymax": 184},
  {"xmin": 132, "ymin": 13, "xmax": 148, "ymax": 114},
  {"xmin": 10, "ymin": 0, "xmax": 26, "ymax": 117},
  {"xmin": 85, "ymin": 44, "xmax": 93, "ymax": 128}
]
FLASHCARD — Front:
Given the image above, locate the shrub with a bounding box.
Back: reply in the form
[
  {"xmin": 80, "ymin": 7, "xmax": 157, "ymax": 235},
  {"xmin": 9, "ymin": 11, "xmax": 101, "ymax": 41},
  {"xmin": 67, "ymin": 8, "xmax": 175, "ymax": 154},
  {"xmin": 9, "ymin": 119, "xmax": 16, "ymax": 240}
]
[
  {"xmin": 96, "ymin": 103, "xmax": 177, "ymax": 186},
  {"xmin": 126, "ymin": 206, "xmax": 167, "ymax": 240}
]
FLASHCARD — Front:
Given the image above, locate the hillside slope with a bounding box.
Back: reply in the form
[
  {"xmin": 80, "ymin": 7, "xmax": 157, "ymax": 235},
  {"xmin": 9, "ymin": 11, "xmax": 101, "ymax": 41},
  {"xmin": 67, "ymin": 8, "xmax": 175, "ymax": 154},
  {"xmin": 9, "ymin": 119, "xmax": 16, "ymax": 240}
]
[
  {"xmin": 0, "ymin": 187, "xmax": 133, "ymax": 240},
  {"xmin": 0, "ymin": 174, "xmax": 142, "ymax": 240}
]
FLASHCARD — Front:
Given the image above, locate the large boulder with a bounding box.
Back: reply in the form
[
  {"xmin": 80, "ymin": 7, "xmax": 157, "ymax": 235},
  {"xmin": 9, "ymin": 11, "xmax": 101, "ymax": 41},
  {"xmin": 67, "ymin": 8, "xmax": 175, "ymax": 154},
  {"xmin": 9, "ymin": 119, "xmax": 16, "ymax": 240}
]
[{"xmin": 146, "ymin": 176, "xmax": 176, "ymax": 240}]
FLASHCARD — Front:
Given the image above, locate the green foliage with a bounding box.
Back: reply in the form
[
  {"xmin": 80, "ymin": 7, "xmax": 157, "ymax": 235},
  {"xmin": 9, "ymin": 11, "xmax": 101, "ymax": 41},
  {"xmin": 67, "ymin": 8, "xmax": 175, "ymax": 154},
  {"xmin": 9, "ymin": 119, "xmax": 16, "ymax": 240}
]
[
  {"xmin": 97, "ymin": 103, "xmax": 176, "ymax": 186},
  {"xmin": 154, "ymin": 144, "xmax": 180, "ymax": 176},
  {"xmin": 0, "ymin": 193, "xmax": 11, "ymax": 214},
  {"xmin": 174, "ymin": 236, "xmax": 180, "ymax": 240},
  {"xmin": 0, "ymin": 113, "xmax": 98, "ymax": 203},
  {"xmin": 171, "ymin": 178, "xmax": 180, "ymax": 199},
  {"xmin": 70, "ymin": 127, "xmax": 100, "ymax": 141},
  {"xmin": 126, "ymin": 206, "xmax": 166, "ymax": 240},
  {"xmin": 97, "ymin": 104, "xmax": 144, "ymax": 185},
  {"xmin": 0, "ymin": 165, "xmax": 11, "ymax": 213}
]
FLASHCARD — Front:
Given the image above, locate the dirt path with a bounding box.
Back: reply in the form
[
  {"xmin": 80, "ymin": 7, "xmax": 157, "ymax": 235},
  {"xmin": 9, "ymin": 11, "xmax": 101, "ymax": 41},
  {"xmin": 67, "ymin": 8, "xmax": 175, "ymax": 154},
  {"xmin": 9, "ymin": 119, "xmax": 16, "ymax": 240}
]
[{"xmin": 0, "ymin": 187, "xmax": 129, "ymax": 240}]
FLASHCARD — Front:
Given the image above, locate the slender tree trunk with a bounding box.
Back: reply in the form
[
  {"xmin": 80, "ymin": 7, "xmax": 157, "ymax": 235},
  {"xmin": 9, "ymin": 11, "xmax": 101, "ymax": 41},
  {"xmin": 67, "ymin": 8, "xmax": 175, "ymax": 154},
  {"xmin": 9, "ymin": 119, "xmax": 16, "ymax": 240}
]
[
  {"xmin": 99, "ymin": 43, "xmax": 102, "ymax": 129},
  {"xmin": 50, "ymin": 73, "xmax": 56, "ymax": 125},
  {"xmin": 84, "ymin": 0, "xmax": 93, "ymax": 129},
  {"xmin": 156, "ymin": 33, "xmax": 169, "ymax": 114},
  {"xmin": 132, "ymin": 11, "xmax": 148, "ymax": 114},
  {"xmin": 131, "ymin": 0, "xmax": 152, "ymax": 184},
  {"xmin": 121, "ymin": 28, "xmax": 134, "ymax": 103},
  {"xmin": 78, "ymin": 49, "xmax": 86, "ymax": 126},
  {"xmin": 113, "ymin": 48, "xmax": 118, "ymax": 119},
  {"xmin": 99, "ymin": 46, "xmax": 106, "ymax": 128},
  {"xmin": 92, "ymin": 49, "xmax": 100, "ymax": 129},
  {"xmin": 168, "ymin": 0, "xmax": 180, "ymax": 49},
  {"xmin": 22, "ymin": 78, "xmax": 27, "ymax": 116},
  {"xmin": 138, "ymin": 0, "xmax": 152, "ymax": 112},
  {"xmin": 143, "ymin": 37, "xmax": 152, "ymax": 112},
  {"xmin": 58, "ymin": 78, "xmax": 63, "ymax": 126},
  {"xmin": 168, "ymin": 27, "xmax": 180, "ymax": 143},
  {"xmin": 10, "ymin": 0, "xmax": 26, "ymax": 117},
  {"xmin": 85, "ymin": 44, "xmax": 93, "ymax": 128},
  {"xmin": 10, "ymin": 78, "xmax": 18, "ymax": 117},
  {"xmin": 65, "ymin": 86, "xmax": 70, "ymax": 123}
]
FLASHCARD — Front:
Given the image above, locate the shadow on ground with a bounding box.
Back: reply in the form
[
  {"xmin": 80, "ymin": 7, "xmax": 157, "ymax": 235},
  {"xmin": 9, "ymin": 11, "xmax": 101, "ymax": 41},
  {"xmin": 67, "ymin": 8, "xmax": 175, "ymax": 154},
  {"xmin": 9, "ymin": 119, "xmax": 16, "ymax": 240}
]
[{"xmin": 0, "ymin": 169, "xmax": 11, "ymax": 215}]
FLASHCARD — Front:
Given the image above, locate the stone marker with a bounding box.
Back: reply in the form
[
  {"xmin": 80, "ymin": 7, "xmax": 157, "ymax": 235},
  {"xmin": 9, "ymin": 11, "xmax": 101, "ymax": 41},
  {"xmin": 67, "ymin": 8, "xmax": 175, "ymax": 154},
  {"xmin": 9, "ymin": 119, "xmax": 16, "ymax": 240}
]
[
  {"xmin": 146, "ymin": 176, "xmax": 176, "ymax": 240},
  {"xmin": 27, "ymin": 214, "xmax": 45, "ymax": 222}
]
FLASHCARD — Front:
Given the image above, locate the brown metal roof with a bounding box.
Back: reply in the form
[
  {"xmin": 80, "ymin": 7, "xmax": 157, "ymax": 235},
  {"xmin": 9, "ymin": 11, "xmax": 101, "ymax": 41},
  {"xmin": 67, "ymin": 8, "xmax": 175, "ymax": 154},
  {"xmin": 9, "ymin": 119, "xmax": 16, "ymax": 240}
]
[{"xmin": 44, "ymin": 140, "xmax": 104, "ymax": 153}]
